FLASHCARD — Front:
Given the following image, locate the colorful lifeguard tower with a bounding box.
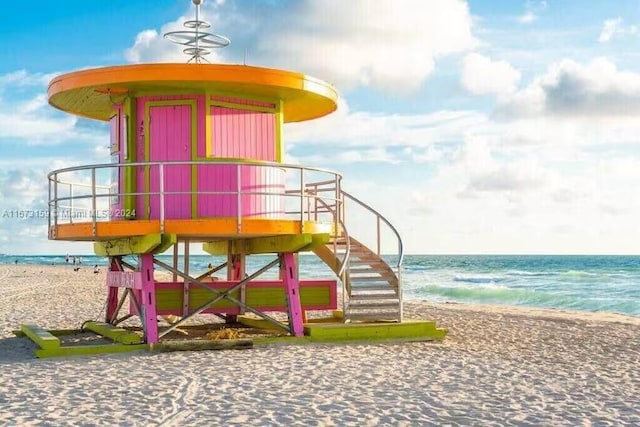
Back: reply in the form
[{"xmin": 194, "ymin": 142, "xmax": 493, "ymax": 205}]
[{"xmin": 26, "ymin": 1, "xmax": 445, "ymax": 354}]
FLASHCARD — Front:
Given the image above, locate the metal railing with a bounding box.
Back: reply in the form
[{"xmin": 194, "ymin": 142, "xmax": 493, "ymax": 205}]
[
  {"xmin": 341, "ymin": 190, "xmax": 404, "ymax": 317},
  {"xmin": 47, "ymin": 160, "xmax": 343, "ymax": 238},
  {"xmin": 341, "ymin": 190, "xmax": 404, "ymax": 268}
]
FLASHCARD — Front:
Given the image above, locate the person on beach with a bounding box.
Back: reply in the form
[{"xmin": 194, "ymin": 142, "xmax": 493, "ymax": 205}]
[{"xmin": 93, "ymin": 265, "xmax": 99, "ymax": 274}]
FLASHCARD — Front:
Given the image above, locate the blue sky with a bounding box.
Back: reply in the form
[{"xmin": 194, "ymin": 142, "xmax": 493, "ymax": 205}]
[{"xmin": 2, "ymin": 0, "xmax": 640, "ymax": 255}]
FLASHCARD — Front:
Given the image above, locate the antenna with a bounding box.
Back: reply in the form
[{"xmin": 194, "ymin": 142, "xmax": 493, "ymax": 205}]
[{"xmin": 163, "ymin": 0, "xmax": 230, "ymax": 64}]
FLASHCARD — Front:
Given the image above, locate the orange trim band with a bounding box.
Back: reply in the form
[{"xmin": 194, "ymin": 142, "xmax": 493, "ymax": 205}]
[{"xmin": 48, "ymin": 64, "xmax": 338, "ymax": 123}]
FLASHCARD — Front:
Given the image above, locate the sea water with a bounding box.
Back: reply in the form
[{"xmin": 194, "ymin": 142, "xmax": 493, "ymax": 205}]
[{"xmin": 2, "ymin": 254, "xmax": 639, "ymax": 317}]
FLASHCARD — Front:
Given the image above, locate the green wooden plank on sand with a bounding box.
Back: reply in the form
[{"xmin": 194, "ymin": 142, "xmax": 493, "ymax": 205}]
[
  {"xmin": 20, "ymin": 324, "xmax": 60, "ymax": 350},
  {"xmin": 82, "ymin": 321, "xmax": 143, "ymax": 344},
  {"xmin": 35, "ymin": 344, "xmax": 148, "ymax": 359}
]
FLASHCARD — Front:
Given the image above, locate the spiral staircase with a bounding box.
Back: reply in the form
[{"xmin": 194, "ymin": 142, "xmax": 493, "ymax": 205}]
[{"xmin": 313, "ymin": 191, "xmax": 403, "ymax": 322}]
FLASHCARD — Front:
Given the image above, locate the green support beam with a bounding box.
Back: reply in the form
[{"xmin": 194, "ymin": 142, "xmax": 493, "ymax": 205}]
[
  {"xmin": 203, "ymin": 233, "xmax": 330, "ymax": 255},
  {"xmin": 94, "ymin": 234, "xmax": 163, "ymax": 256}
]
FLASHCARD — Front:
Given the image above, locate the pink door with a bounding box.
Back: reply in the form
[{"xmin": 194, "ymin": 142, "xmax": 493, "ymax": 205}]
[{"xmin": 149, "ymin": 105, "xmax": 192, "ymax": 219}]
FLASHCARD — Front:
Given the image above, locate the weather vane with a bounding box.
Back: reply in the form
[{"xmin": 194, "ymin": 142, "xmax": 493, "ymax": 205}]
[{"xmin": 163, "ymin": 0, "xmax": 230, "ymax": 63}]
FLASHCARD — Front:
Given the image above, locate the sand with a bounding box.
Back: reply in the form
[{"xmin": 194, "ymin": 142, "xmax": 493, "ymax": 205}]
[{"xmin": 1, "ymin": 264, "xmax": 639, "ymax": 426}]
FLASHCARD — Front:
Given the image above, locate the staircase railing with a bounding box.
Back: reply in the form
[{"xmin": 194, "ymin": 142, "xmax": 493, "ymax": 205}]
[
  {"xmin": 341, "ymin": 190, "xmax": 404, "ymax": 320},
  {"xmin": 341, "ymin": 191, "xmax": 404, "ymax": 269}
]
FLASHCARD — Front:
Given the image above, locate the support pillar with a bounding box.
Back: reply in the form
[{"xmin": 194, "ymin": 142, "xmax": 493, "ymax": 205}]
[
  {"xmin": 281, "ymin": 252, "xmax": 304, "ymax": 336},
  {"xmin": 226, "ymin": 250, "xmax": 245, "ymax": 324},
  {"xmin": 105, "ymin": 257, "xmax": 121, "ymax": 323},
  {"xmin": 182, "ymin": 240, "xmax": 190, "ymax": 316},
  {"xmin": 139, "ymin": 253, "xmax": 158, "ymax": 343}
]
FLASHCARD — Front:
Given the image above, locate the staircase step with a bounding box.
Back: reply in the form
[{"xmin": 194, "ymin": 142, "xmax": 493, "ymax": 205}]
[
  {"xmin": 348, "ymin": 259, "xmax": 388, "ymax": 266},
  {"xmin": 345, "ymin": 311, "xmax": 400, "ymax": 321},
  {"xmin": 347, "ymin": 253, "xmax": 384, "ymax": 259},
  {"xmin": 348, "ymin": 267, "xmax": 379, "ymax": 273},
  {"xmin": 349, "ymin": 272, "xmax": 396, "ymax": 281},
  {"xmin": 348, "ymin": 302, "xmax": 400, "ymax": 310},
  {"xmin": 350, "ymin": 284, "xmax": 396, "ymax": 291},
  {"xmin": 349, "ymin": 293, "xmax": 399, "ymax": 301},
  {"xmin": 349, "ymin": 276, "xmax": 390, "ymax": 282}
]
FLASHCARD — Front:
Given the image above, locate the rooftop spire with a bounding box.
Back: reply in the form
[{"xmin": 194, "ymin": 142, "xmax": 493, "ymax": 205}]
[{"xmin": 163, "ymin": 0, "xmax": 230, "ymax": 63}]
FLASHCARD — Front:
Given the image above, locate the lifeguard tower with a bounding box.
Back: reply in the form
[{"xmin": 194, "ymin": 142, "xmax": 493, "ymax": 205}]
[{"xmin": 32, "ymin": 1, "xmax": 443, "ymax": 353}]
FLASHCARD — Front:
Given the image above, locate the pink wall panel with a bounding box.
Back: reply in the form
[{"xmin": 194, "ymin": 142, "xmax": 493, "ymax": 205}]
[
  {"xmin": 197, "ymin": 164, "xmax": 238, "ymax": 217},
  {"xmin": 210, "ymin": 106, "xmax": 276, "ymax": 161},
  {"xmin": 197, "ymin": 165, "xmax": 284, "ymax": 218}
]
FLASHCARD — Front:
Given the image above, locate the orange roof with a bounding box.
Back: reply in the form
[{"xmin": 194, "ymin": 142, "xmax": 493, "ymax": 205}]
[{"xmin": 48, "ymin": 63, "xmax": 338, "ymax": 122}]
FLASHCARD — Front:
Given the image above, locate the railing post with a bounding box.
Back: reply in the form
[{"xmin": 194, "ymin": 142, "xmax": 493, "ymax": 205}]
[
  {"xmin": 48, "ymin": 176, "xmax": 53, "ymax": 238},
  {"xmin": 91, "ymin": 168, "xmax": 97, "ymax": 236},
  {"xmin": 300, "ymin": 169, "xmax": 305, "ymax": 232},
  {"xmin": 376, "ymin": 216, "xmax": 381, "ymax": 256},
  {"xmin": 335, "ymin": 176, "xmax": 341, "ymax": 237},
  {"xmin": 159, "ymin": 163, "xmax": 165, "ymax": 234},
  {"xmin": 53, "ymin": 173, "xmax": 59, "ymax": 231},
  {"xmin": 183, "ymin": 239, "xmax": 190, "ymax": 317},
  {"xmin": 398, "ymin": 265, "xmax": 403, "ymax": 322},
  {"xmin": 314, "ymin": 184, "xmax": 318, "ymax": 221},
  {"xmin": 69, "ymin": 183, "xmax": 74, "ymax": 224},
  {"xmin": 237, "ymin": 164, "xmax": 242, "ymax": 233}
]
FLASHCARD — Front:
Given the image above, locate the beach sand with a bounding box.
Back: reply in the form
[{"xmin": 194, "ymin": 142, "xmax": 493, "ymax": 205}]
[{"xmin": 1, "ymin": 265, "xmax": 639, "ymax": 426}]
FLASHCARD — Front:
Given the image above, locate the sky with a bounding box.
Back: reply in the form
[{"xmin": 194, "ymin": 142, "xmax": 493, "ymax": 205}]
[{"xmin": 2, "ymin": 0, "xmax": 640, "ymax": 255}]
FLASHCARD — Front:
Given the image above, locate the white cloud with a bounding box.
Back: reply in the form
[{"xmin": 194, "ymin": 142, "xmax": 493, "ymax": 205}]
[
  {"xmin": 285, "ymin": 98, "xmax": 487, "ymax": 151},
  {"xmin": 281, "ymin": 91, "xmax": 640, "ymax": 254},
  {"xmin": 264, "ymin": 0, "xmax": 476, "ymax": 93},
  {"xmin": 517, "ymin": 0, "xmax": 547, "ymax": 24},
  {"xmin": 0, "ymin": 70, "xmax": 57, "ymax": 89},
  {"xmin": 0, "ymin": 68, "xmax": 112, "ymax": 253},
  {"xmin": 461, "ymin": 53, "xmax": 521, "ymax": 96},
  {"xmin": 399, "ymin": 133, "xmax": 640, "ymax": 254},
  {"xmin": 517, "ymin": 11, "xmax": 536, "ymax": 24},
  {"xmin": 125, "ymin": 0, "xmax": 476, "ymax": 93},
  {"xmin": 407, "ymin": 146, "xmax": 444, "ymax": 163},
  {"xmin": 598, "ymin": 17, "xmax": 638, "ymax": 43},
  {"xmin": 0, "ymin": 169, "xmax": 48, "ymax": 207},
  {"xmin": 0, "ymin": 71, "xmax": 108, "ymax": 146},
  {"xmin": 496, "ymin": 58, "xmax": 640, "ymax": 118}
]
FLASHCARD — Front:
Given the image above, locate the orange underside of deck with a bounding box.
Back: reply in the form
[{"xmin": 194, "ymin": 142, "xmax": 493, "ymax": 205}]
[{"xmin": 51, "ymin": 218, "xmax": 333, "ymax": 241}]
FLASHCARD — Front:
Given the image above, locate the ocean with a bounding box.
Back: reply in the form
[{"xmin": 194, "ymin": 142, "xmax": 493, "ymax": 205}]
[{"xmin": 2, "ymin": 254, "xmax": 639, "ymax": 317}]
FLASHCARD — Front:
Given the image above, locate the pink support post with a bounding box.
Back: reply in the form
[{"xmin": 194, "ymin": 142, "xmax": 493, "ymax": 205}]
[
  {"xmin": 105, "ymin": 257, "xmax": 121, "ymax": 322},
  {"xmin": 139, "ymin": 253, "xmax": 159, "ymax": 343},
  {"xmin": 225, "ymin": 253, "xmax": 244, "ymax": 323},
  {"xmin": 281, "ymin": 252, "xmax": 304, "ymax": 336}
]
